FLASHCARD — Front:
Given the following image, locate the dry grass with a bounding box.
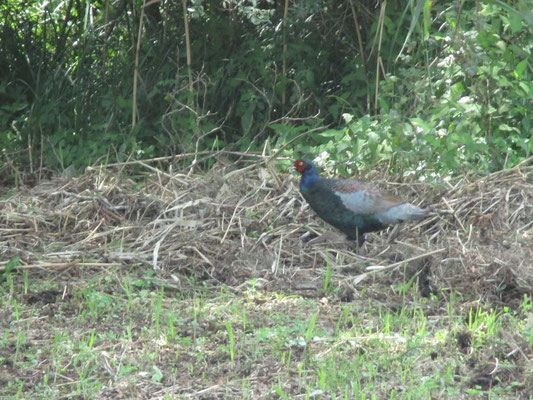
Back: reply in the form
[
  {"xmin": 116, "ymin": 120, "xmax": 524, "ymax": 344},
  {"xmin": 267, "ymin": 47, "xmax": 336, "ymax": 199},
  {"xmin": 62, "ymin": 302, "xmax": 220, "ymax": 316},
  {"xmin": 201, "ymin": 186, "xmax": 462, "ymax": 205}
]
[
  {"xmin": 1, "ymin": 154, "xmax": 532, "ymax": 398},
  {"xmin": 2, "ymin": 156, "xmax": 532, "ymax": 300}
]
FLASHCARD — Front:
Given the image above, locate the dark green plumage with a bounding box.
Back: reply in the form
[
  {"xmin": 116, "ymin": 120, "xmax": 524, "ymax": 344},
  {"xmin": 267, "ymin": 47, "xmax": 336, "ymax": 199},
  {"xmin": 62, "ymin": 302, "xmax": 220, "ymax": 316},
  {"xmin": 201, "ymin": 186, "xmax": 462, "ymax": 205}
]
[
  {"xmin": 294, "ymin": 158, "xmax": 429, "ymax": 247},
  {"xmin": 300, "ymin": 177, "xmax": 385, "ymax": 242}
]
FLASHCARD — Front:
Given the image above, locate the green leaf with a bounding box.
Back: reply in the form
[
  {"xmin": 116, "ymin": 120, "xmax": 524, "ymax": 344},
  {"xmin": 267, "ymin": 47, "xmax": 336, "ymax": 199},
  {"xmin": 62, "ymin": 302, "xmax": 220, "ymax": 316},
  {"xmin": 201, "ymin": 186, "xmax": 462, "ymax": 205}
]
[
  {"xmin": 499, "ymin": 124, "xmax": 518, "ymax": 132},
  {"xmin": 518, "ymin": 0, "xmax": 533, "ymax": 28},
  {"xmin": 151, "ymin": 366, "xmax": 163, "ymax": 383},
  {"xmin": 518, "ymin": 82, "xmax": 531, "ymax": 96},
  {"xmin": 488, "ymin": 0, "xmax": 533, "ymax": 30},
  {"xmin": 1, "ymin": 257, "xmax": 19, "ymax": 282},
  {"xmin": 319, "ymin": 129, "xmax": 344, "ymax": 138},
  {"xmin": 508, "ymin": 12, "xmax": 523, "ymax": 33},
  {"xmin": 423, "ymin": 0, "xmax": 431, "ymax": 40},
  {"xmin": 514, "ymin": 59, "xmax": 527, "ymax": 79},
  {"xmin": 396, "ymin": 0, "xmax": 427, "ymax": 60},
  {"xmin": 497, "ymin": 75, "xmax": 511, "ymax": 87},
  {"xmin": 337, "ymin": 141, "xmax": 350, "ymax": 153}
]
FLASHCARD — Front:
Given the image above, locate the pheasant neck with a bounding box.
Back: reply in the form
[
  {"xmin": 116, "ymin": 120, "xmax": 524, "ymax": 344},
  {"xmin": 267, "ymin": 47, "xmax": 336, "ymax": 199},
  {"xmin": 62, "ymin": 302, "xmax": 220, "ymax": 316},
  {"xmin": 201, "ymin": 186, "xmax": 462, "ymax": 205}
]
[{"xmin": 300, "ymin": 168, "xmax": 319, "ymax": 191}]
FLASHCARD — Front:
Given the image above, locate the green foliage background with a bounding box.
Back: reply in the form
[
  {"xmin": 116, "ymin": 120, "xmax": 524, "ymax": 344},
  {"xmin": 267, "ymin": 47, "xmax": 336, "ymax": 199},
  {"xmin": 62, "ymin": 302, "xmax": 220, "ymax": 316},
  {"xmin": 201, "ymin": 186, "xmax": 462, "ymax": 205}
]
[{"xmin": 0, "ymin": 0, "xmax": 531, "ymax": 176}]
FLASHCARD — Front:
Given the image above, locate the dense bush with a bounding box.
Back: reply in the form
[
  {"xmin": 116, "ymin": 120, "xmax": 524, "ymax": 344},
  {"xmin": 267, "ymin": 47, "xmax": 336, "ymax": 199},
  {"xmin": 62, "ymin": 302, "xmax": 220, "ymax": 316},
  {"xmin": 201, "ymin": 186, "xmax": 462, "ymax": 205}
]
[
  {"xmin": 288, "ymin": 2, "xmax": 532, "ymax": 177},
  {"xmin": 0, "ymin": 0, "xmax": 531, "ymax": 176}
]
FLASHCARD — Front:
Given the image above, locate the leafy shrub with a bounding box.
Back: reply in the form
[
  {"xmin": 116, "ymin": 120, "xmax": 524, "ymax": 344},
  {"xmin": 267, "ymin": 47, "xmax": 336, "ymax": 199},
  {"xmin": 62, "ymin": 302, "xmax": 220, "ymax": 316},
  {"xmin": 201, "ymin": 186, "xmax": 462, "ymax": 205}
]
[
  {"xmin": 296, "ymin": 1, "xmax": 532, "ymax": 178},
  {"xmin": 0, "ymin": 0, "xmax": 530, "ymax": 176}
]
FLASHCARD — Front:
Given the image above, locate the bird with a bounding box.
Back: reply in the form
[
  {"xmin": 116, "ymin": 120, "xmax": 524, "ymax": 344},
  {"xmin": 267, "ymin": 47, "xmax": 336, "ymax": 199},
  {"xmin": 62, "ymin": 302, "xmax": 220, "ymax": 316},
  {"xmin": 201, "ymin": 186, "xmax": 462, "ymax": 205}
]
[{"xmin": 294, "ymin": 158, "xmax": 429, "ymax": 247}]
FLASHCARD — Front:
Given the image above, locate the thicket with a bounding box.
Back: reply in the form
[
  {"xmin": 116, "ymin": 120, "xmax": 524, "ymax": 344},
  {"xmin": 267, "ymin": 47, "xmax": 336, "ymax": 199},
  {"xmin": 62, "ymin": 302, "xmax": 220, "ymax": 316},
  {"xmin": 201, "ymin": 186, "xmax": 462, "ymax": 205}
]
[{"xmin": 0, "ymin": 0, "xmax": 531, "ymax": 179}]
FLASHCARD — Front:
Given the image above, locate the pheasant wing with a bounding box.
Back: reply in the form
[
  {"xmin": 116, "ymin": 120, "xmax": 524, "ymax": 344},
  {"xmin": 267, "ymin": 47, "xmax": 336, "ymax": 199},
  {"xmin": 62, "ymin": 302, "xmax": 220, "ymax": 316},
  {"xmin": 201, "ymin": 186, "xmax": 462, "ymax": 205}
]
[{"xmin": 330, "ymin": 179, "xmax": 405, "ymax": 215}]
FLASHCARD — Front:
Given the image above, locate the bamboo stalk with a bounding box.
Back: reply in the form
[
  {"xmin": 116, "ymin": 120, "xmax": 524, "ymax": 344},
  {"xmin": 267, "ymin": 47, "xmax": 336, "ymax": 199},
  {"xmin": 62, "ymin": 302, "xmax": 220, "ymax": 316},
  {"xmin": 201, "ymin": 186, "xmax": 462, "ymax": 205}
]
[
  {"xmin": 132, "ymin": 0, "xmax": 146, "ymax": 129},
  {"xmin": 374, "ymin": 0, "xmax": 387, "ymax": 114},
  {"xmin": 282, "ymin": 0, "xmax": 289, "ymax": 109},
  {"xmin": 39, "ymin": 129, "xmax": 43, "ymax": 182},
  {"xmin": 181, "ymin": 0, "xmax": 193, "ymax": 92},
  {"xmin": 102, "ymin": 0, "xmax": 110, "ymax": 61}
]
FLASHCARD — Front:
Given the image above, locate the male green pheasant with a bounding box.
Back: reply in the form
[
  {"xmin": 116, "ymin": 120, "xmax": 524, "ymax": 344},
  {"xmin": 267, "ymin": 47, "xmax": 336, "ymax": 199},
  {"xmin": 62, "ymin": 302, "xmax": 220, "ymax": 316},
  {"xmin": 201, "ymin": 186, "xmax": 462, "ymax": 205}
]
[{"xmin": 294, "ymin": 158, "xmax": 429, "ymax": 247}]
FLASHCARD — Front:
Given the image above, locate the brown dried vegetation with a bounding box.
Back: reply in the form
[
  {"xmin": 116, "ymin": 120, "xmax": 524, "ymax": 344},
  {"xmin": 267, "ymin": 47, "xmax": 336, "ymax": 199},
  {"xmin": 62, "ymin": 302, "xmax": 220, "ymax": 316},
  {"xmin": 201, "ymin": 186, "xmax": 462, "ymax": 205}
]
[{"xmin": 1, "ymin": 155, "xmax": 532, "ymax": 398}]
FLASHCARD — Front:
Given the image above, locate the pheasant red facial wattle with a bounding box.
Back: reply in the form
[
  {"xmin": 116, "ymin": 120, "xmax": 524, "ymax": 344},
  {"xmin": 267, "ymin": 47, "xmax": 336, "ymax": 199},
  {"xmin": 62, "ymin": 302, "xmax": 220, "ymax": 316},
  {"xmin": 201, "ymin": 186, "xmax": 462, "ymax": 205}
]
[
  {"xmin": 294, "ymin": 159, "xmax": 307, "ymax": 173},
  {"xmin": 294, "ymin": 158, "xmax": 429, "ymax": 247}
]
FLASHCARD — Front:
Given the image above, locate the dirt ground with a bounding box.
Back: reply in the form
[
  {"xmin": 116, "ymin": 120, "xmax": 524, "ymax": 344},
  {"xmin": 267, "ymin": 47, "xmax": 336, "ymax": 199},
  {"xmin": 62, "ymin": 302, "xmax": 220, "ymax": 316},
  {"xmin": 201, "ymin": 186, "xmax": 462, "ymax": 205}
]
[{"xmin": 1, "ymin": 156, "xmax": 532, "ymax": 398}]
